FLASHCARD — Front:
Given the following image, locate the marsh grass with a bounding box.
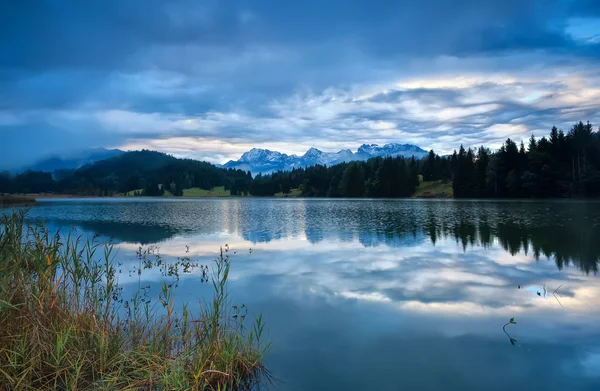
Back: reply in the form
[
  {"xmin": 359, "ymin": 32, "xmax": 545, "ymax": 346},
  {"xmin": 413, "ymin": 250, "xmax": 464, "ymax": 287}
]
[
  {"xmin": 182, "ymin": 187, "xmax": 231, "ymax": 197},
  {"xmin": 413, "ymin": 180, "xmax": 453, "ymax": 198},
  {"xmin": 0, "ymin": 211, "xmax": 270, "ymax": 391},
  {"xmin": 0, "ymin": 195, "xmax": 36, "ymax": 207}
]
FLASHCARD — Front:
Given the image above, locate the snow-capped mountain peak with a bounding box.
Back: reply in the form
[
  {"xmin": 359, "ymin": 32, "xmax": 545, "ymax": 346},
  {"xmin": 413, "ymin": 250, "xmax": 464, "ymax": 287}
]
[
  {"xmin": 357, "ymin": 143, "xmax": 427, "ymax": 157},
  {"xmin": 224, "ymin": 143, "xmax": 428, "ymax": 175},
  {"xmin": 240, "ymin": 148, "xmax": 284, "ymax": 163},
  {"xmin": 303, "ymin": 147, "xmax": 324, "ymax": 157},
  {"xmin": 357, "ymin": 144, "xmax": 379, "ymax": 155}
]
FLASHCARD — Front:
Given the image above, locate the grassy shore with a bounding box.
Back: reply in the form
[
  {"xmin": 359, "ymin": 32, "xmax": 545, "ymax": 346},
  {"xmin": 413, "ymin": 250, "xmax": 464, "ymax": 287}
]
[
  {"xmin": 413, "ymin": 180, "xmax": 454, "ymax": 198},
  {"xmin": 125, "ymin": 186, "xmax": 232, "ymax": 197},
  {"xmin": 183, "ymin": 186, "xmax": 231, "ymax": 197},
  {"xmin": 18, "ymin": 182, "xmax": 456, "ymax": 200},
  {"xmin": 0, "ymin": 195, "xmax": 36, "ymax": 206},
  {"xmin": 273, "ymin": 188, "xmax": 303, "ymax": 197},
  {"xmin": 0, "ymin": 212, "xmax": 269, "ymax": 391}
]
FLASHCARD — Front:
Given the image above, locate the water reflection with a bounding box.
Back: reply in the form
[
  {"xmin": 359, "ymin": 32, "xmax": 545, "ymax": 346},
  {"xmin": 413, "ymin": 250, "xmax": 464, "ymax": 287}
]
[
  {"xmin": 10, "ymin": 199, "xmax": 600, "ymax": 390},
  {"xmin": 153, "ymin": 234, "xmax": 600, "ymax": 391},
  {"xmin": 23, "ymin": 199, "xmax": 600, "ymax": 274}
]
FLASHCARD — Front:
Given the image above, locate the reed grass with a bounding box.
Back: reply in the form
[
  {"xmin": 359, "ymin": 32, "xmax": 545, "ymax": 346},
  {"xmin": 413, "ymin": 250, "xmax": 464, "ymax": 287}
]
[
  {"xmin": 0, "ymin": 195, "xmax": 36, "ymax": 206},
  {"xmin": 0, "ymin": 211, "xmax": 269, "ymax": 391}
]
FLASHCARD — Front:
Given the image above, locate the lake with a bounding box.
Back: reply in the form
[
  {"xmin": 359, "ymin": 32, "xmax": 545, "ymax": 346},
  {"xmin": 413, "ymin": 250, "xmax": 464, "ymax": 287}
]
[{"xmin": 12, "ymin": 198, "xmax": 600, "ymax": 390}]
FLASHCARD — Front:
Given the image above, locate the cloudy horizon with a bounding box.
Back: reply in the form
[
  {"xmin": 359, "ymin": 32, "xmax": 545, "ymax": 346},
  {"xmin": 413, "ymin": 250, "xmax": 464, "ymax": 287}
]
[{"xmin": 2, "ymin": 0, "xmax": 600, "ymax": 169}]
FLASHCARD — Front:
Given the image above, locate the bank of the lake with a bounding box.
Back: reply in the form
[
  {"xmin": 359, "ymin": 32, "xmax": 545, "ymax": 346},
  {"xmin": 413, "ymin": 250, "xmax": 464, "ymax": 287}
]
[
  {"xmin": 0, "ymin": 195, "xmax": 36, "ymax": 206},
  {"xmin": 7, "ymin": 197, "xmax": 600, "ymax": 390},
  {"xmin": 0, "ymin": 212, "xmax": 269, "ymax": 391}
]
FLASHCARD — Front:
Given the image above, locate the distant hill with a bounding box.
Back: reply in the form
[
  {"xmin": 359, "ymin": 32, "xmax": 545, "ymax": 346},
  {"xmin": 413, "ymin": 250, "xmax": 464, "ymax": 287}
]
[
  {"xmin": 55, "ymin": 150, "xmax": 252, "ymax": 196},
  {"xmin": 223, "ymin": 143, "xmax": 428, "ymax": 174},
  {"xmin": 23, "ymin": 148, "xmax": 124, "ymax": 173},
  {"xmin": 2, "ymin": 145, "xmax": 428, "ymax": 197}
]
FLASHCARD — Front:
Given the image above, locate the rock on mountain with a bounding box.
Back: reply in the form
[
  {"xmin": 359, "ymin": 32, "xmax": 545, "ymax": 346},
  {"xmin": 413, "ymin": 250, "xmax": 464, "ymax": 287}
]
[
  {"xmin": 224, "ymin": 143, "xmax": 428, "ymax": 175},
  {"xmin": 355, "ymin": 143, "xmax": 427, "ymax": 160},
  {"xmin": 223, "ymin": 148, "xmax": 299, "ymax": 174},
  {"xmin": 22, "ymin": 148, "xmax": 125, "ymax": 173}
]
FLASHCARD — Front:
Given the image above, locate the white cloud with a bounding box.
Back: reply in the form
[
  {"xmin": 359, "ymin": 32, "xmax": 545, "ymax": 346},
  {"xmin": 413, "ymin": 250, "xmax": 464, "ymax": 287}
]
[
  {"xmin": 108, "ymin": 65, "xmax": 600, "ymax": 158},
  {"xmin": 7, "ymin": 58, "xmax": 600, "ymax": 165},
  {"xmin": 337, "ymin": 291, "xmax": 392, "ymax": 303}
]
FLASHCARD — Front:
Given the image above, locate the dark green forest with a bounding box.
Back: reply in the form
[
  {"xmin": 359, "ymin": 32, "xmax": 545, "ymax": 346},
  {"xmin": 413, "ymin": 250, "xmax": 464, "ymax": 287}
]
[
  {"xmin": 450, "ymin": 121, "xmax": 600, "ymax": 198},
  {"xmin": 250, "ymin": 156, "xmax": 421, "ymax": 197},
  {"xmin": 1, "ymin": 121, "xmax": 599, "ymax": 198},
  {"xmin": 251, "ymin": 121, "xmax": 600, "ymax": 198},
  {"xmin": 0, "ymin": 150, "xmax": 253, "ymax": 196}
]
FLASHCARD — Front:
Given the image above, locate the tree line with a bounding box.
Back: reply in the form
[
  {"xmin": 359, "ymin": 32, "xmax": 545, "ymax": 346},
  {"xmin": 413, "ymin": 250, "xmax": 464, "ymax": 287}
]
[
  {"xmin": 0, "ymin": 150, "xmax": 253, "ymax": 196},
  {"xmin": 450, "ymin": 121, "xmax": 600, "ymax": 198},
  {"xmin": 1, "ymin": 121, "xmax": 598, "ymax": 199},
  {"xmin": 249, "ymin": 121, "xmax": 600, "ymax": 198},
  {"xmin": 250, "ymin": 156, "xmax": 420, "ymax": 197}
]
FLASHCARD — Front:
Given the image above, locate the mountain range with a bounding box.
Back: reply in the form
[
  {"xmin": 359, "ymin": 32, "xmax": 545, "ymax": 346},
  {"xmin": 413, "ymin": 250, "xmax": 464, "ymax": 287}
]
[
  {"xmin": 15, "ymin": 143, "xmax": 428, "ymax": 176},
  {"xmin": 19, "ymin": 148, "xmax": 124, "ymax": 173},
  {"xmin": 223, "ymin": 143, "xmax": 428, "ymax": 174}
]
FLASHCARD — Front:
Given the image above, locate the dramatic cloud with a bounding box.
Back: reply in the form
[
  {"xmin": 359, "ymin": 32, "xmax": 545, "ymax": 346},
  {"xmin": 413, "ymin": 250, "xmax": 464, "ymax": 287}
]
[{"xmin": 1, "ymin": 0, "xmax": 600, "ymax": 168}]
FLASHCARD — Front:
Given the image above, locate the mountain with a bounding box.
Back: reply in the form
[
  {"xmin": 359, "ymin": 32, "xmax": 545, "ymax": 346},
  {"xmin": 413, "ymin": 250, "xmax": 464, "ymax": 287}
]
[
  {"xmin": 55, "ymin": 150, "xmax": 252, "ymax": 196},
  {"xmin": 223, "ymin": 143, "xmax": 428, "ymax": 174},
  {"xmin": 22, "ymin": 148, "xmax": 125, "ymax": 173},
  {"xmin": 223, "ymin": 148, "xmax": 299, "ymax": 174}
]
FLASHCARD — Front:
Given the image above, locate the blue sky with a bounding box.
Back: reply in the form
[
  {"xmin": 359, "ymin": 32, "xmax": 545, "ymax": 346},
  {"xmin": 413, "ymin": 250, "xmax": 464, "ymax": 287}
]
[{"xmin": 1, "ymin": 0, "xmax": 600, "ymax": 168}]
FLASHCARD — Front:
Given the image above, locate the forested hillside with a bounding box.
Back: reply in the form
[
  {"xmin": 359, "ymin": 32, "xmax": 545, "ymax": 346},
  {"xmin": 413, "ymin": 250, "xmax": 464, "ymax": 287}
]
[
  {"xmin": 0, "ymin": 150, "xmax": 253, "ymax": 196},
  {"xmin": 450, "ymin": 121, "xmax": 600, "ymax": 198},
  {"xmin": 240, "ymin": 121, "xmax": 600, "ymax": 198},
  {"xmin": 250, "ymin": 156, "xmax": 421, "ymax": 197}
]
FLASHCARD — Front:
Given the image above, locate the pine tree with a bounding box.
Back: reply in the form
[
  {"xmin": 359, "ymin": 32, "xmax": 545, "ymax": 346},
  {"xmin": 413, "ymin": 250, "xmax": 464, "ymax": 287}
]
[{"xmin": 339, "ymin": 162, "xmax": 365, "ymax": 197}]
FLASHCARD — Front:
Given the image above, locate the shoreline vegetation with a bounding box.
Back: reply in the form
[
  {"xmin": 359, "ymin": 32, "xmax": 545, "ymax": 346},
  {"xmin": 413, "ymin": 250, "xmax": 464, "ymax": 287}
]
[
  {"xmin": 5, "ymin": 181, "xmax": 453, "ymax": 199},
  {"xmin": 15, "ymin": 182, "xmax": 452, "ymax": 200},
  {"xmin": 412, "ymin": 179, "xmax": 453, "ymax": 198},
  {"xmin": 0, "ymin": 195, "xmax": 36, "ymax": 206},
  {"xmin": 0, "ymin": 212, "xmax": 270, "ymax": 391}
]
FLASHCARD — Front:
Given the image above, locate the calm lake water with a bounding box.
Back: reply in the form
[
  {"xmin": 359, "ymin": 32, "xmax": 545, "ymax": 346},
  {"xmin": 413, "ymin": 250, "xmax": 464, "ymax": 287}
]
[{"xmin": 12, "ymin": 198, "xmax": 600, "ymax": 390}]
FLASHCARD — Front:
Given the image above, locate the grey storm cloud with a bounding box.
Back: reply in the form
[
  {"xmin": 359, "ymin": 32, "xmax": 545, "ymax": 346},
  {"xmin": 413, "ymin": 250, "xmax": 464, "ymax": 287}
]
[{"xmin": 1, "ymin": 0, "xmax": 600, "ymax": 168}]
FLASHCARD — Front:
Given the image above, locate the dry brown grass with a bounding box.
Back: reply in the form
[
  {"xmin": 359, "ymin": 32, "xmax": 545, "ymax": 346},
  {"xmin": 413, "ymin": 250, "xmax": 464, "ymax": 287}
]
[
  {"xmin": 0, "ymin": 212, "xmax": 269, "ymax": 391},
  {"xmin": 0, "ymin": 195, "xmax": 36, "ymax": 206}
]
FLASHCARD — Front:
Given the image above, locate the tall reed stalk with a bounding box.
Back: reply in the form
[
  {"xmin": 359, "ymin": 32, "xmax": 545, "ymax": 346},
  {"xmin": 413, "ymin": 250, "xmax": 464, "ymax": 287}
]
[{"xmin": 0, "ymin": 211, "xmax": 270, "ymax": 391}]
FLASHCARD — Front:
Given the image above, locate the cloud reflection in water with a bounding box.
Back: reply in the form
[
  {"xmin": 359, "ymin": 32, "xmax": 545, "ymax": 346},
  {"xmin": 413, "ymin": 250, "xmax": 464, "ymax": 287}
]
[{"xmin": 19, "ymin": 198, "xmax": 600, "ymax": 390}]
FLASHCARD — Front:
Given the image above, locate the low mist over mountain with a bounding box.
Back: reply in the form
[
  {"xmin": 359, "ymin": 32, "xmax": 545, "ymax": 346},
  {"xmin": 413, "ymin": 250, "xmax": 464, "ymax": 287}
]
[
  {"xmin": 223, "ymin": 143, "xmax": 428, "ymax": 174},
  {"xmin": 19, "ymin": 148, "xmax": 124, "ymax": 173}
]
